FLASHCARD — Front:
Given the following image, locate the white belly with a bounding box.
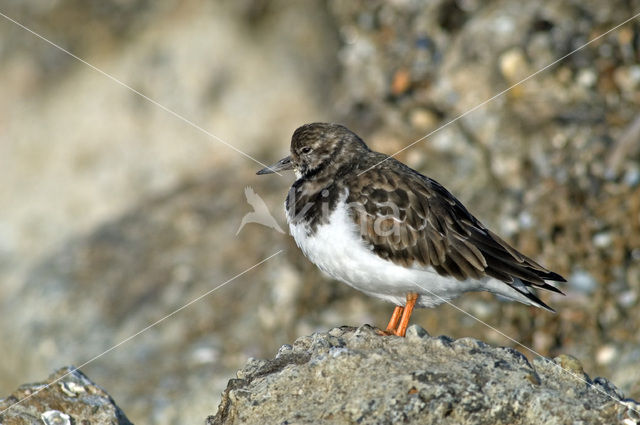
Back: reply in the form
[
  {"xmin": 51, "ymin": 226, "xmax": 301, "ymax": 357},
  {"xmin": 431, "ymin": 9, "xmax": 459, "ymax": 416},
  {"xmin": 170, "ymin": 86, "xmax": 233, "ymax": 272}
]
[{"xmin": 287, "ymin": 196, "xmax": 495, "ymax": 308}]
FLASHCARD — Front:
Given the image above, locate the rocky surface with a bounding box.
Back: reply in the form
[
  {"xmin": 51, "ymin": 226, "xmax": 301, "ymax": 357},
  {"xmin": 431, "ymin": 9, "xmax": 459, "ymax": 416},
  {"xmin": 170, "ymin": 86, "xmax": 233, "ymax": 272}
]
[
  {"xmin": 210, "ymin": 325, "xmax": 640, "ymax": 425},
  {"xmin": 0, "ymin": 367, "xmax": 132, "ymax": 425}
]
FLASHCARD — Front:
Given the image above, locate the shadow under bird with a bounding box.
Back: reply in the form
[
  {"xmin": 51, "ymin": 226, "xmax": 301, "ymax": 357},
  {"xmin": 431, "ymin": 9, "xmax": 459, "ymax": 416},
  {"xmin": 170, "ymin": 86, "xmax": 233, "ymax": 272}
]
[{"xmin": 258, "ymin": 123, "xmax": 565, "ymax": 337}]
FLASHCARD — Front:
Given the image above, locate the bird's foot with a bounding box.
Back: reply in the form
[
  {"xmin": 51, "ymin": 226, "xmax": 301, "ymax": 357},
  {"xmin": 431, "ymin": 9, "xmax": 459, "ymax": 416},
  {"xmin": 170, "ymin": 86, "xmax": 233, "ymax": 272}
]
[
  {"xmin": 378, "ymin": 293, "xmax": 419, "ymax": 337},
  {"xmin": 375, "ymin": 328, "xmax": 395, "ymax": 336}
]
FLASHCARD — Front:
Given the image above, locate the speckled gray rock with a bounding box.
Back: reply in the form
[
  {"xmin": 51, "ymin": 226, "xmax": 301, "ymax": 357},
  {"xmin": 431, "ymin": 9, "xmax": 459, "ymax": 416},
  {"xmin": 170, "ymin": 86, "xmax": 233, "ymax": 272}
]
[
  {"xmin": 0, "ymin": 367, "xmax": 132, "ymax": 425},
  {"xmin": 209, "ymin": 325, "xmax": 639, "ymax": 425}
]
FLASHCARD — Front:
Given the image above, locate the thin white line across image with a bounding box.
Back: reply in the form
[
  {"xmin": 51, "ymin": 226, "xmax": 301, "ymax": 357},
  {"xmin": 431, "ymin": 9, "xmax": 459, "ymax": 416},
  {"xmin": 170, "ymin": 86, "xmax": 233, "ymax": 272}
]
[
  {"xmin": 0, "ymin": 250, "xmax": 284, "ymax": 416},
  {"xmin": 0, "ymin": 11, "xmax": 283, "ymax": 176},
  {"xmin": 2, "ymin": 3, "xmax": 639, "ymax": 420}
]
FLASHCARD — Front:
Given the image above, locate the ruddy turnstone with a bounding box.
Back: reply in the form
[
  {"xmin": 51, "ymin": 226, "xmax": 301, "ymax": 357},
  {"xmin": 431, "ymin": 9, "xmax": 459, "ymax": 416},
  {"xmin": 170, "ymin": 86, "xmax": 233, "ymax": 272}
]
[{"xmin": 257, "ymin": 123, "xmax": 565, "ymax": 337}]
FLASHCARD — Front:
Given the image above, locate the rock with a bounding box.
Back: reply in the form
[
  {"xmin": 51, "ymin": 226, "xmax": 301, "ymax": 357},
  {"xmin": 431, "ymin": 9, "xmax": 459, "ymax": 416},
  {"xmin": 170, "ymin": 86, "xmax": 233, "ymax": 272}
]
[
  {"xmin": 209, "ymin": 325, "xmax": 640, "ymax": 425},
  {"xmin": 0, "ymin": 367, "xmax": 132, "ymax": 425}
]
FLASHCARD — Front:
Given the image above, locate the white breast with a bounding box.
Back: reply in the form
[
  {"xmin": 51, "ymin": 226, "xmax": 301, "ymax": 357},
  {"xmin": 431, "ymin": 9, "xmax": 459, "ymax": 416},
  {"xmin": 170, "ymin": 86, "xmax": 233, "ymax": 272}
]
[
  {"xmin": 288, "ymin": 194, "xmax": 479, "ymax": 307},
  {"xmin": 286, "ymin": 193, "xmax": 540, "ymax": 308}
]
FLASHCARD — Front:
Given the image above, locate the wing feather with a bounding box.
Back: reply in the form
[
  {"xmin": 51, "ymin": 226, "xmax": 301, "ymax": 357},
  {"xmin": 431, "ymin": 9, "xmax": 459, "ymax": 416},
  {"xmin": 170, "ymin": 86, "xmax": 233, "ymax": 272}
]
[{"xmin": 346, "ymin": 165, "xmax": 565, "ymax": 300}]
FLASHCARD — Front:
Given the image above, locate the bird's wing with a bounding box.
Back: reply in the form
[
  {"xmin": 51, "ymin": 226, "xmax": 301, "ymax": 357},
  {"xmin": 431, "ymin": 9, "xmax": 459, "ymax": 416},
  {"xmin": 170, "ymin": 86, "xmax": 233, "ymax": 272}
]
[{"xmin": 347, "ymin": 166, "xmax": 564, "ymax": 306}]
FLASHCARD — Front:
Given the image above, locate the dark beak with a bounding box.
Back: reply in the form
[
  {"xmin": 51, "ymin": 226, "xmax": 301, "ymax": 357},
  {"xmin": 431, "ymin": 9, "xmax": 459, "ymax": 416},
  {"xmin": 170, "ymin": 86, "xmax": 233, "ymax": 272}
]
[{"xmin": 256, "ymin": 155, "xmax": 294, "ymax": 175}]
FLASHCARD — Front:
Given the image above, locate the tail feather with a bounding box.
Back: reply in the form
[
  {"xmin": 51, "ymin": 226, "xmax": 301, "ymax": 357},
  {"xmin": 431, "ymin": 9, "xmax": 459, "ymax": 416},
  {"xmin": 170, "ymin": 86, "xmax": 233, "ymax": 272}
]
[{"xmin": 510, "ymin": 282, "xmax": 557, "ymax": 313}]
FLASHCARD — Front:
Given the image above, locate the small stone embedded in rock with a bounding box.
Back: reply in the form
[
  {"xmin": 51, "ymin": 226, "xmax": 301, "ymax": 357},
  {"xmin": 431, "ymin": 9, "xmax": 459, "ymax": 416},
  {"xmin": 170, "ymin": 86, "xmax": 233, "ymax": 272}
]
[
  {"xmin": 59, "ymin": 381, "xmax": 86, "ymax": 397},
  {"xmin": 41, "ymin": 410, "xmax": 71, "ymax": 425},
  {"xmin": 405, "ymin": 324, "xmax": 429, "ymax": 339}
]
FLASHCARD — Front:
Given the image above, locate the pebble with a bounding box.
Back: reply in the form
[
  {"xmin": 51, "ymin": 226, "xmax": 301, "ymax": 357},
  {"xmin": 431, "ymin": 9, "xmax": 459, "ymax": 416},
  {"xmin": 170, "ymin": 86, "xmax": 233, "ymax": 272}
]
[
  {"xmin": 40, "ymin": 410, "xmax": 71, "ymax": 425},
  {"xmin": 409, "ymin": 108, "xmax": 438, "ymax": 130},
  {"xmin": 596, "ymin": 345, "xmax": 617, "ymax": 365},
  {"xmin": 499, "ymin": 48, "xmax": 529, "ymax": 82},
  {"xmin": 568, "ymin": 269, "xmax": 598, "ymax": 294}
]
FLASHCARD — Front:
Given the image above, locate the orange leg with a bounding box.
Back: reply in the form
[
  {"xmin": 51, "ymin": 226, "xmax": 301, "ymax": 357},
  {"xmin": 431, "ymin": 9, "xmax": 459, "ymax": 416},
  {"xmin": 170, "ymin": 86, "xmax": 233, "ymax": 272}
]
[
  {"xmin": 385, "ymin": 305, "xmax": 404, "ymax": 333},
  {"xmin": 394, "ymin": 293, "xmax": 418, "ymax": 337}
]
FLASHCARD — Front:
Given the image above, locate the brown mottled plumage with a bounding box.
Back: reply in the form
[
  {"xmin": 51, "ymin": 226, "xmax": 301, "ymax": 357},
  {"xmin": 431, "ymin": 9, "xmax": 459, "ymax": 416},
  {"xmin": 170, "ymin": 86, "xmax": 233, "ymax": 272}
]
[
  {"xmin": 346, "ymin": 160, "xmax": 565, "ymax": 310},
  {"xmin": 258, "ymin": 123, "xmax": 565, "ymax": 336}
]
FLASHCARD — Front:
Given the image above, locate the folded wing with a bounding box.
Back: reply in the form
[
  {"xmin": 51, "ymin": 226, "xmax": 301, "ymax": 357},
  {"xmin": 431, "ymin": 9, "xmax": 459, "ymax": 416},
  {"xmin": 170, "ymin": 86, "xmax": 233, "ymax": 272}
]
[{"xmin": 346, "ymin": 165, "xmax": 565, "ymax": 310}]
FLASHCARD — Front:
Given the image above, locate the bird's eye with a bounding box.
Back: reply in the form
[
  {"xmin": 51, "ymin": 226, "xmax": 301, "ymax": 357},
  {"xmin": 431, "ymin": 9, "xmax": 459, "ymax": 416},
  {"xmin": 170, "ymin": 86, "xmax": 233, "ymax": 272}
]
[{"xmin": 301, "ymin": 147, "xmax": 312, "ymax": 154}]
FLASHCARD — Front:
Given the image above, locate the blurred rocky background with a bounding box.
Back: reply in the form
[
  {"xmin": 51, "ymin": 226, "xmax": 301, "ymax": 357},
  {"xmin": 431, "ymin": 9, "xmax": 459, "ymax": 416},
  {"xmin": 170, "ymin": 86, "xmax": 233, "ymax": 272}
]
[{"xmin": 0, "ymin": 0, "xmax": 638, "ymax": 424}]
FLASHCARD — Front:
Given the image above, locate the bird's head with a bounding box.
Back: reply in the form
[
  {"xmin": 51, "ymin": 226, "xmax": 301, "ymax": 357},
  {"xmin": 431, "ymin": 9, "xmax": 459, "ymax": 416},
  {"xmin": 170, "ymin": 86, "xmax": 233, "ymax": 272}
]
[{"xmin": 257, "ymin": 123, "xmax": 369, "ymax": 179}]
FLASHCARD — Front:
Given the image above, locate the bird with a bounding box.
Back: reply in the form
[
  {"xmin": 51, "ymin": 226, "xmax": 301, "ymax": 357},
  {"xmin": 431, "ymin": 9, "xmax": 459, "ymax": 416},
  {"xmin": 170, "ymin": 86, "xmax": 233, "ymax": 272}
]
[
  {"xmin": 257, "ymin": 123, "xmax": 565, "ymax": 337},
  {"xmin": 236, "ymin": 186, "xmax": 285, "ymax": 235}
]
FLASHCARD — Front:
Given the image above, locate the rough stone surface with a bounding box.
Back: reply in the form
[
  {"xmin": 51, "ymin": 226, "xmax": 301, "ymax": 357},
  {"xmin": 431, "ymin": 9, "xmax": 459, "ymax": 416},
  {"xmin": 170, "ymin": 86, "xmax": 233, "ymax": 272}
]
[
  {"xmin": 0, "ymin": 367, "xmax": 132, "ymax": 425},
  {"xmin": 209, "ymin": 325, "xmax": 640, "ymax": 425}
]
